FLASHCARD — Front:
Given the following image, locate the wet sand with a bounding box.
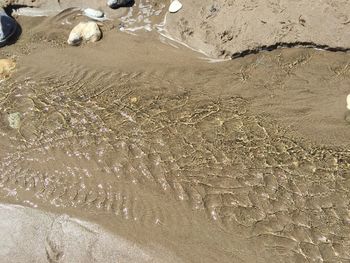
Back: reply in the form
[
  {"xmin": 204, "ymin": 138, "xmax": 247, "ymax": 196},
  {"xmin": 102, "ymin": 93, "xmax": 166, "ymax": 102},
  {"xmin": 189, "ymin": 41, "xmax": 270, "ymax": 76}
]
[
  {"xmin": 0, "ymin": 203, "xmax": 182, "ymax": 262},
  {"xmin": 1, "ymin": 1, "xmax": 350, "ymax": 262}
]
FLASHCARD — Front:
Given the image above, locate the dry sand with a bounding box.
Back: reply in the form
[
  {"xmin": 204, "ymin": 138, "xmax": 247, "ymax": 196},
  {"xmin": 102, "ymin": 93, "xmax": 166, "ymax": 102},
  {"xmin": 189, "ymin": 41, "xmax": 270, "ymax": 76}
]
[
  {"xmin": 165, "ymin": 0, "xmax": 350, "ymax": 58},
  {"xmin": 0, "ymin": 1, "xmax": 350, "ymax": 262}
]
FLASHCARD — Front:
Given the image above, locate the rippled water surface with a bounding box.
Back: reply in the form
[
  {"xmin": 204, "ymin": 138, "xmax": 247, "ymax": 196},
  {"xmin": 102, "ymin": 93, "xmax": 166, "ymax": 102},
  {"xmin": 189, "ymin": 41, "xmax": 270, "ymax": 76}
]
[{"xmin": 1, "ymin": 10, "xmax": 350, "ymax": 263}]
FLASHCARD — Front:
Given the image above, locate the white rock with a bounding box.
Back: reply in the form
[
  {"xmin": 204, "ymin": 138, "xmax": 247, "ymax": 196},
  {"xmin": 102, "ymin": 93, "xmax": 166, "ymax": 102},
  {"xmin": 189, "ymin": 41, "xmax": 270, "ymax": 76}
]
[
  {"xmin": 67, "ymin": 22, "xmax": 102, "ymax": 46},
  {"xmin": 68, "ymin": 23, "xmax": 86, "ymax": 45},
  {"xmin": 83, "ymin": 22, "xmax": 102, "ymax": 42},
  {"xmin": 347, "ymin": 94, "xmax": 350, "ymax": 110},
  {"xmin": 83, "ymin": 8, "xmax": 104, "ymax": 19},
  {"xmin": 169, "ymin": 0, "xmax": 182, "ymax": 13}
]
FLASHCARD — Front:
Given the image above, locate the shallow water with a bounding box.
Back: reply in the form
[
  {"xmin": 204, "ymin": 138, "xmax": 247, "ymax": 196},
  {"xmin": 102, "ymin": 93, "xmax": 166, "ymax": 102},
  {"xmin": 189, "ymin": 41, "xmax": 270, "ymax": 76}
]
[{"xmin": 1, "ymin": 9, "xmax": 350, "ymax": 263}]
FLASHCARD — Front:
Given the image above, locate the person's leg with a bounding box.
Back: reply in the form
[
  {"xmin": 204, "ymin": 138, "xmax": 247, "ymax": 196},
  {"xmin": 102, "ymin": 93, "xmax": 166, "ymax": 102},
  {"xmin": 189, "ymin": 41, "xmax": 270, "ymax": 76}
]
[
  {"xmin": 0, "ymin": 0, "xmax": 42, "ymax": 9},
  {"xmin": 0, "ymin": 8, "xmax": 17, "ymax": 46}
]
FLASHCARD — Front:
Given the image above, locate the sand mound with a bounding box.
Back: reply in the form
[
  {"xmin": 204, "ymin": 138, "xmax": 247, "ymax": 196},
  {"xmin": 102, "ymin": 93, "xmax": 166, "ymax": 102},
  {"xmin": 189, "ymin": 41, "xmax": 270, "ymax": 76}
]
[{"xmin": 165, "ymin": 0, "xmax": 350, "ymax": 58}]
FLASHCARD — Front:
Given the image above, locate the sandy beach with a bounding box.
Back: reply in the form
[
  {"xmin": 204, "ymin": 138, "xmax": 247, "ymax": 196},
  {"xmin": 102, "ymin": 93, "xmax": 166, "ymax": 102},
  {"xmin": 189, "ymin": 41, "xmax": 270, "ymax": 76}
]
[{"xmin": 0, "ymin": 0, "xmax": 350, "ymax": 262}]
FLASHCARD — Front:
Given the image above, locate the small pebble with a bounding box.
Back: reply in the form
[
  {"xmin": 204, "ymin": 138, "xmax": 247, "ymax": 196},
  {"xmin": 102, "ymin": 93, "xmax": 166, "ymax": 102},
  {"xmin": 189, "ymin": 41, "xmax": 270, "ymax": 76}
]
[
  {"xmin": 169, "ymin": 0, "xmax": 182, "ymax": 13},
  {"xmin": 83, "ymin": 8, "xmax": 104, "ymax": 19},
  {"xmin": 8, "ymin": 112, "xmax": 21, "ymax": 129}
]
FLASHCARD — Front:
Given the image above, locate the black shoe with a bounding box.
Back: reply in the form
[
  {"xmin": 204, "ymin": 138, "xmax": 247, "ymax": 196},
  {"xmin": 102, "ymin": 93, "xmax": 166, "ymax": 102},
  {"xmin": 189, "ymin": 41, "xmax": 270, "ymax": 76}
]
[{"xmin": 107, "ymin": 0, "xmax": 135, "ymax": 9}]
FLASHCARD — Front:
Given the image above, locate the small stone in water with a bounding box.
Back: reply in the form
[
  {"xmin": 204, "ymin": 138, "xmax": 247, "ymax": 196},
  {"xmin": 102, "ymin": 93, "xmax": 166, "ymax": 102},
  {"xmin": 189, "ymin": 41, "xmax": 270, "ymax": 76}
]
[
  {"xmin": 347, "ymin": 94, "xmax": 350, "ymax": 110},
  {"xmin": 8, "ymin": 112, "xmax": 21, "ymax": 129},
  {"xmin": 130, "ymin": 97, "xmax": 138, "ymax": 103}
]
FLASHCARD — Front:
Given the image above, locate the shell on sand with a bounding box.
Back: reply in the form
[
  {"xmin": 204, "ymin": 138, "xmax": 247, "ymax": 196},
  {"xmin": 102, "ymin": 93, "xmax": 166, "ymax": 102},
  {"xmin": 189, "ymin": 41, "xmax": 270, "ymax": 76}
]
[
  {"xmin": 347, "ymin": 94, "xmax": 350, "ymax": 110},
  {"xmin": 169, "ymin": 0, "xmax": 182, "ymax": 13},
  {"xmin": 8, "ymin": 112, "xmax": 21, "ymax": 129},
  {"xmin": 67, "ymin": 21, "xmax": 101, "ymax": 46},
  {"xmin": 0, "ymin": 59, "xmax": 16, "ymax": 79}
]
